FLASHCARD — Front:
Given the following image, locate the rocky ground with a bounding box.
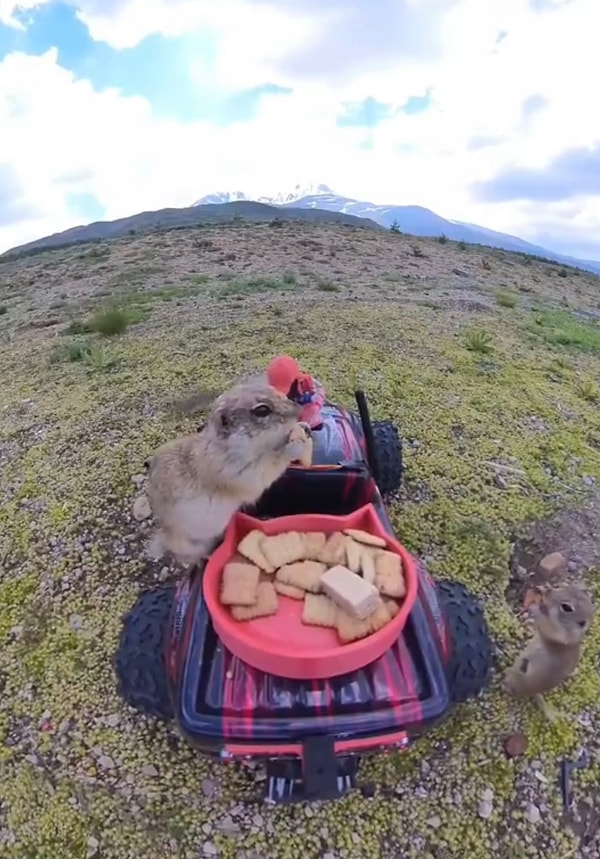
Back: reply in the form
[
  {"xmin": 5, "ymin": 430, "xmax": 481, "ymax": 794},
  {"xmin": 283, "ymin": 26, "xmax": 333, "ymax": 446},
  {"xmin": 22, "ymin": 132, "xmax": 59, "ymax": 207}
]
[{"xmin": 1, "ymin": 221, "xmax": 600, "ymax": 859}]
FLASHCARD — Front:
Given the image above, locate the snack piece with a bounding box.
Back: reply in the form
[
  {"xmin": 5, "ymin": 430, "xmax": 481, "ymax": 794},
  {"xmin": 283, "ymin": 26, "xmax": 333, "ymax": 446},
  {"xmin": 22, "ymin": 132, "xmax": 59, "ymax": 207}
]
[
  {"xmin": 302, "ymin": 593, "xmax": 338, "ymax": 628},
  {"xmin": 360, "ymin": 549, "xmax": 376, "ymax": 585},
  {"xmin": 274, "ymin": 581, "xmax": 306, "ymax": 600},
  {"xmin": 302, "ymin": 531, "xmax": 327, "ymax": 561},
  {"xmin": 336, "ymin": 598, "xmax": 391, "ymax": 643},
  {"xmin": 220, "ymin": 556, "xmax": 260, "ymax": 606},
  {"xmin": 237, "ymin": 529, "xmax": 275, "ymax": 573},
  {"xmin": 261, "ymin": 531, "xmax": 306, "ymax": 568},
  {"xmin": 276, "ymin": 560, "xmax": 326, "ymax": 593},
  {"xmin": 321, "ymin": 564, "xmax": 380, "ymax": 620},
  {"xmin": 289, "ymin": 423, "xmax": 313, "ymax": 467},
  {"xmin": 383, "ymin": 597, "xmax": 400, "ymax": 619},
  {"xmin": 374, "ymin": 551, "xmax": 406, "ymax": 598},
  {"xmin": 344, "ymin": 536, "xmax": 363, "ymax": 574},
  {"xmin": 231, "ymin": 581, "xmax": 279, "ymax": 620},
  {"xmin": 318, "ymin": 531, "xmax": 347, "ymax": 566},
  {"xmin": 343, "ymin": 528, "xmax": 387, "ymax": 549}
]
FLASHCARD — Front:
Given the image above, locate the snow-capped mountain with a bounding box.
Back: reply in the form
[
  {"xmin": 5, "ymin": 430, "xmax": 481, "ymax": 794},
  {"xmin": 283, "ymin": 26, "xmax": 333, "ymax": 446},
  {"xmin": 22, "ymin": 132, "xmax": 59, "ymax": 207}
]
[{"xmin": 193, "ymin": 184, "xmax": 600, "ymax": 276}]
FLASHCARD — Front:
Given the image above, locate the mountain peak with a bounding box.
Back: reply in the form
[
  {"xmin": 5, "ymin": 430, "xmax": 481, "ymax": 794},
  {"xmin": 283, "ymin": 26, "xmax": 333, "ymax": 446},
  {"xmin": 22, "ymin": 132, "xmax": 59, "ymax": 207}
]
[{"xmin": 193, "ymin": 183, "xmax": 335, "ymax": 208}]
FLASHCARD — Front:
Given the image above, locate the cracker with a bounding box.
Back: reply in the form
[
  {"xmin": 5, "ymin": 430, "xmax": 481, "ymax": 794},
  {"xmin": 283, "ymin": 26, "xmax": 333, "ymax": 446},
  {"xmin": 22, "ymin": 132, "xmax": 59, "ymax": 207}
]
[
  {"xmin": 360, "ymin": 549, "xmax": 376, "ymax": 585},
  {"xmin": 318, "ymin": 531, "xmax": 346, "ymax": 565},
  {"xmin": 383, "ymin": 597, "xmax": 400, "ymax": 619},
  {"xmin": 237, "ymin": 529, "xmax": 275, "ymax": 573},
  {"xmin": 336, "ymin": 598, "xmax": 390, "ymax": 643},
  {"xmin": 274, "ymin": 581, "xmax": 306, "ymax": 600},
  {"xmin": 302, "ymin": 593, "xmax": 338, "ymax": 628},
  {"xmin": 261, "ymin": 531, "xmax": 306, "ymax": 568},
  {"xmin": 220, "ymin": 558, "xmax": 260, "ymax": 606},
  {"xmin": 289, "ymin": 423, "xmax": 313, "ymax": 467},
  {"xmin": 231, "ymin": 581, "xmax": 279, "ymax": 620},
  {"xmin": 344, "ymin": 536, "xmax": 363, "ymax": 574},
  {"xmin": 374, "ymin": 550, "xmax": 406, "ymax": 598},
  {"xmin": 276, "ymin": 560, "xmax": 326, "ymax": 593},
  {"xmin": 302, "ymin": 531, "xmax": 327, "ymax": 561},
  {"xmin": 343, "ymin": 528, "xmax": 387, "ymax": 548}
]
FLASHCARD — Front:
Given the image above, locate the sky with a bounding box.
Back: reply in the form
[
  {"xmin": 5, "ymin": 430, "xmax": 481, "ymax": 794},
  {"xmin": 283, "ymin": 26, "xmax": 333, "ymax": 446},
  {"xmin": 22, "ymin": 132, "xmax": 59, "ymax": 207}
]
[{"xmin": 0, "ymin": 0, "xmax": 598, "ymax": 258}]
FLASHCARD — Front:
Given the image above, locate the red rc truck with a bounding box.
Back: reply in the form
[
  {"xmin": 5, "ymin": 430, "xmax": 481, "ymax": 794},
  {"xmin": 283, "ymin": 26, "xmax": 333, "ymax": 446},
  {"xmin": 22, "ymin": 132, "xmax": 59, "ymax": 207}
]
[{"xmin": 114, "ymin": 360, "xmax": 492, "ymax": 804}]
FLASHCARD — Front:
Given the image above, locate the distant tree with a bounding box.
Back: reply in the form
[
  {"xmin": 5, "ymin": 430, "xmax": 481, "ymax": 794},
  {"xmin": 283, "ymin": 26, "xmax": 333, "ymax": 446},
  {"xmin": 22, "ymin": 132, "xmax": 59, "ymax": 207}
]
[{"xmin": 390, "ymin": 219, "xmax": 401, "ymax": 233}]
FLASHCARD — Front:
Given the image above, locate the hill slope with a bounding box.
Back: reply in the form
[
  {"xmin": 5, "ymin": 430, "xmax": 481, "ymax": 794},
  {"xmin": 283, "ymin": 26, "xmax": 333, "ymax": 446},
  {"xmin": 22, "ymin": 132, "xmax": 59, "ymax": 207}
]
[
  {"xmin": 195, "ymin": 185, "xmax": 600, "ymax": 276},
  {"xmin": 0, "ymin": 200, "xmax": 382, "ymax": 259},
  {"xmin": 1, "ymin": 221, "xmax": 600, "ymax": 859}
]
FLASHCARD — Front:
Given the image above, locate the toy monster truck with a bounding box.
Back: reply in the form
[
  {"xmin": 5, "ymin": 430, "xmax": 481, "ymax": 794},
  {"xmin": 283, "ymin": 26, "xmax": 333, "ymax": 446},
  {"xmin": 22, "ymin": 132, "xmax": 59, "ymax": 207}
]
[{"xmin": 114, "ymin": 387, "xmax": 492, "ymax": 804}]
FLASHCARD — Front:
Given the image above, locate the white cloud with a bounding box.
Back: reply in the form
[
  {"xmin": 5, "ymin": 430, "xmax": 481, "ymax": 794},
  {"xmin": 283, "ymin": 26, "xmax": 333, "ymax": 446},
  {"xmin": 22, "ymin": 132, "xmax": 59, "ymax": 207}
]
[{"xmin": 0, "ymin": 0, "xmax": 599, "ymax": 256}]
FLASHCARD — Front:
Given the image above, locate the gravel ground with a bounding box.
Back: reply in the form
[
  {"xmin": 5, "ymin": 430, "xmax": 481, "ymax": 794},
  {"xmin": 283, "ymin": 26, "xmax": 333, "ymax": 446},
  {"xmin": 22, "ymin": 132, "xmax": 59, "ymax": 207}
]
[{"xmin": 1, "ymin": 222, "xmax": 600, "ymax": 859}]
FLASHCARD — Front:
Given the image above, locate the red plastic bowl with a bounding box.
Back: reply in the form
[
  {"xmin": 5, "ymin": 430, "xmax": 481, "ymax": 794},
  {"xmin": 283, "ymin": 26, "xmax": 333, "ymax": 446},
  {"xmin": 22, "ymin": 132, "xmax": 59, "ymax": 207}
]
[{"xmin": 202, "ymin": 503, "xmax": 418, "ymax": 680}]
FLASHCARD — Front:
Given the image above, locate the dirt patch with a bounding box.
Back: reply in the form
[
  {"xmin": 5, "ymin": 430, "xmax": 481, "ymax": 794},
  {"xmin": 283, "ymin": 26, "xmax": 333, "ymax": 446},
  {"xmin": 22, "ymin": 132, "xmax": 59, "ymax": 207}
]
[{"xmin": 506, "ymin": 488, "xmax": 600, "ymax": 608}]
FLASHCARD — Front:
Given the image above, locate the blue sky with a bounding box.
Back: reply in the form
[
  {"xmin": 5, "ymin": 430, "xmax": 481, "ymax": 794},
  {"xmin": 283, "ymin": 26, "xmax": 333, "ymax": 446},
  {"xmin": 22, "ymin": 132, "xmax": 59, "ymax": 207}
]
[{"xmin": 0, "ymin": 0, "xmax": 598, "ymax": 258}]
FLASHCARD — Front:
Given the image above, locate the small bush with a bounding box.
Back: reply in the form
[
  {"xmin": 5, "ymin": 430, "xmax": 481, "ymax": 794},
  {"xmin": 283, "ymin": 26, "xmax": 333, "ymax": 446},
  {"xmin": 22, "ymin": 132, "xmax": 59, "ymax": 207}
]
[
  {"xmin": 282, "ymin": 271, "xmax": 297, "ymax": 285},
  {"xmin": 316, "ymin": 280, "xmax": 340, "ymax": 292},
  {"xmin": 495, "ymin": 290, "xmax": 518, "ymax": 308},
  {"xmin": 411, "ymin": 245, "xmax": 425, "ymax": 258},
  {"xmin": 458, "ymin": 240, "xmax": 467, "ymax": 250},
  {"xmin": 0, "ymin": 305, "xmax": 7, "ymax": 315},
  {"xmin": 481, "ymin": 258, "xmax": 492, "ymax": 271},
  {"xmin": 577, "ymin": 379, "xmax": 600, "ymax": 403},
  {"xmin": 558, "ymin": 268, "xmax": 568, "ymax": 278},
  {"xmin": 390, "ymin": 220, "xmax": 401, "ymax": 233},
  {"xmin": 464, "ymin": 329, "xmax": 493, "ymax": 354},
  {"xmin": 90, "ymin": 308, "xmax": 130, "ymax": 336},
  {"xmin": 437, "ymin": 234, "xmax": 448, "ymax": 244}
]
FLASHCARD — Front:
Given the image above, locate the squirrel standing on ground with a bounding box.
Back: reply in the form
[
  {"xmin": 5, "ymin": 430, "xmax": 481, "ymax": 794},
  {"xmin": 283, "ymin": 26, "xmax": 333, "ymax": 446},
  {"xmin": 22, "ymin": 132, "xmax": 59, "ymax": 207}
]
[
  {"xmin": 503, "ymin": 583, "xmax": 595, "ymax": 722},
  {"xmin": 146, "ymin": 378, "xmax": 308, "ymax": 568}
]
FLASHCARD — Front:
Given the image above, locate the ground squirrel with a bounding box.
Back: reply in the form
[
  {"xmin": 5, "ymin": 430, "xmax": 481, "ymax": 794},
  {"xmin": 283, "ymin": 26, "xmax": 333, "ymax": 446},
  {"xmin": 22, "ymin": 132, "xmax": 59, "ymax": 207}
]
[
  {"xmin": 146, "ymin": 378, "xmax": 307, "ymax": 567},
  {"xmin": 503, "ymin": 584, "xmax": 594, "ymax": 722}
]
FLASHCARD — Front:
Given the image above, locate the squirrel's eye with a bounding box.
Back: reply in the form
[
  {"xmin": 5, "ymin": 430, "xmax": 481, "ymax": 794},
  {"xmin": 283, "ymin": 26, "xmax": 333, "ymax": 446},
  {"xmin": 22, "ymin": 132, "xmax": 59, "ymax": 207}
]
[
  {"xmin": 252, "ymin": 403, "xmax": 272, "ymax": 418},
  {"xmin": 561, "ymin": 602, "xmax": 574, "ymax": 613}
]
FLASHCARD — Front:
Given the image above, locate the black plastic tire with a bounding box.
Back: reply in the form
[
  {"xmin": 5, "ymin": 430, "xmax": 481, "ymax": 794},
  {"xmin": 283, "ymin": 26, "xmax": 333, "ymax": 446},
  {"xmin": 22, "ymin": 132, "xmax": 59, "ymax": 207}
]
[
  {"xmin": 371, "ymin": 420, "xmax": 403, "ymax": 497},
  {"xmin": 436, "ymin": 580, "xmax": 492, "ymax": 703},
  {"xmin": 114, "ymin": 586, "xmax": 175, "ymax": 720}
]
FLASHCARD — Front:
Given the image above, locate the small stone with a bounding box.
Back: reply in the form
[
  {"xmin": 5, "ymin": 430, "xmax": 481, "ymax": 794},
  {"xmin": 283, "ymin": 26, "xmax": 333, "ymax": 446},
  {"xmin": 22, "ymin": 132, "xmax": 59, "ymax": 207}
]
[
  {"xmin": 525, "ymin": 802, "xmax": 541, "ymax": 824},
  {"xmin": 481, "ymin": 788, "xmax": 494, "ymax": 803},
  {"xmin": 538, "ymin": 552, "xmax": 566, "ymax": 580},
  {"xmin": 131, "ymin": 473, "xmax": 146, "ymax": 487},
  {"xmin": 69, "ymin": 614, "xmax": 83, "ymax": 631},
  {"xmin": 106, "ymin": 714, "xmax": 120, "ymax": 728},
  {"xmin": 427, "ymin": 815, "xmax": 442, "ymax": 829},
  {"xmin": 504, "ymin": 733, "xmax": 528, "ymax": 758},
  {"xmin": 478, "ymin": 800, "xmax": 494, "ymax": 819},
  {"xmin": 203, "ymin": 843, "xmax": 218, "ymax": 857},
  {"xmin": 87, "ymin": 836, "xmax": 100, "ymax": 855},
  {"xmin": 142, "ymin": 764, "xmax": 158, "ymax": 777},
  {"xmin": 97, "ymin": 755, "xmax": 115, "ymax": 770},
  {"xmin": 133, "ymin": 495, "xmax": 152, "ymax": 521},
  {"xmin": 158, "ymin": 566, "xmax": 170, "ymax": 582},
  {"xmin": 25, "ymin": 754, "xmax": 38, "ymax": 765},
  {"xmin": 201, "ymin": 777, "xmax": 219, "ymax": 798},
  {"xmin": 534, "ymin": 770, "xmax": 548, "ymax": 784}
]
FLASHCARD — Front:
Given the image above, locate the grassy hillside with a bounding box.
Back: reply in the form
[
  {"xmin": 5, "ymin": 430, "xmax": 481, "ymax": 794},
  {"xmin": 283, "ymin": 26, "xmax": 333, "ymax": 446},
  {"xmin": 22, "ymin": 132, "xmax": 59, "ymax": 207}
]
[{"xmin": 1, "ymin": 221, "xmax": 600, "ymax": 859}]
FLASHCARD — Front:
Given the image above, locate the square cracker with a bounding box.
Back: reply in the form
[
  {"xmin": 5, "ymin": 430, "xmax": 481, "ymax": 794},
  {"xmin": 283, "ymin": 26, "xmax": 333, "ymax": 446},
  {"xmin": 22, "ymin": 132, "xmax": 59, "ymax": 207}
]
[
  {"xmin": 344, "ymin": 536, "xmax": 363, "ymax": 574},
  {"xmin": 318, "ymin": 531, "xmax": 346, "ymax": 566},
  {"xmin": 276, "ymin": 560, "xmax": 326, "ymax": 593},
  {"xmin": 231, "ymin": 581, "xmax": 279, "ymax": 620},
  {"xmin": 336, "ymin": 598, "xmax": 391, "ymax": 643},
  {"xmin": 237, "ymin": 529, "xmax": 275, "ymax": 573},
  {"xmin": 374, "ymin": 551, "xmax": 406, "ymax": 598},
  {"xmin": 274, "ymin": 581, "xmax": 306, "ymax": 600},
  {"xmin": 221, "ymin": 557, "xmax": 260, "ymax": 606},
  {"xmin": 302, "ymin": 593, "xmax": 338, "ymax": 628},
  {"xmin": 302, "ymin": 531, "xmax": 327, "ymax": 561},
  {"xmin": 343, "ymin": 528, "xmax": 387, "ymax": 548},
  {"xmin": 262, "ymin": 531, "xmax": 306, "ymax": 568}
]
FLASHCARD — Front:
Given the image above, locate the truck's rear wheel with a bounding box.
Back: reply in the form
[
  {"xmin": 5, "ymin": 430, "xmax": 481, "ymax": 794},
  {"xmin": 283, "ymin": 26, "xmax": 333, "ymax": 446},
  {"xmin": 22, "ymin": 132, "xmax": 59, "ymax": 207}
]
[{"xmin": 371, "ymin": 420, "xmax": 403, "ymax": 497}]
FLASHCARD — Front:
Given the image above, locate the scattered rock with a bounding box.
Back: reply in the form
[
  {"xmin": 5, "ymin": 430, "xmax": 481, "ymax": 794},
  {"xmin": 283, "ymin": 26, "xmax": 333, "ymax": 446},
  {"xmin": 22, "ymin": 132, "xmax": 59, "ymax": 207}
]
[
  {"xmin": 96, "ymin": 755, "xmax": 115, "ymax": 770},
  {"xmin": 427, "ymin": 815, "xmax": 442, "ymax": 829},
  {"xmin": 481, "ymin": 788, "xmax": 494, "ymax": 803},
  {"xmin": 478, "ymin": 800, "xmax": 494, "ymax": 819},
  {"xmin": 201, "ymin": 777, "xmax": 219, "ymax": 798},
  {"xmin": 132, "ymin": 495, "xmax": 152, "ymax": 522},
  {"xmin": 87, "ymin": 836, "xmax": 100, "ymax": 857},
  {"xmin": 141, "ymin": 764, "xmax": 158, "ymax": 777},
  {"xmin": 504, "ymin": 733, "xmax": 528, "ymax": 758},
  {"xmin": 538, "ymin": 552, "xmax": 566, "ymax": 580},
  {"xmin": 69, "ymin": 614, "xmax": 83, "ymax": 631},
  {"xmin": 131, "ymin": 473, "xmax": 146, "ymax": 487},
  {"xmin": 525, "ymin": 802, "xmax": 541, "ymax": 824},
  {"xmin": 203, "ymin": 842, "xmax": 218, "ymax": 857},
  {"xmin": 106, "ymin": 714, "xmax": 120, "ymax": 728}
]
